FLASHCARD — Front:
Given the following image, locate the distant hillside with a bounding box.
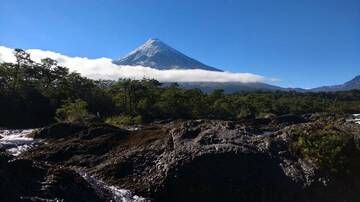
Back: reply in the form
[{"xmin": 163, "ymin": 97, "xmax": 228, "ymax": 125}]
[
  {"xmin": 312, "ymin": 75, "xmax": 360, "ymax": 92},
  {"xmin": 163, "ymin": 82, "xmax": 293, "ymax": 93}
]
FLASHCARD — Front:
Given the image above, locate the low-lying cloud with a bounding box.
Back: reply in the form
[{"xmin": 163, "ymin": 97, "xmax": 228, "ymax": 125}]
[{"xmin": 0, "ymin": 45, "xmax": 268, "ymax": 83}]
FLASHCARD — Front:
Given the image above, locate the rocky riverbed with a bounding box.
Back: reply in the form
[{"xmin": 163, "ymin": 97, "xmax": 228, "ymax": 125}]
[
  {"xmin": 0, "ymin": 129, "xmax": 37, "ymax": 156},
  {"xmin": 0, "ymin": 128, "xmax": 146, "ymax": 202},
  {"xmin": 1, "ymin": 113, "xmax": 360, "ymax": 202}
]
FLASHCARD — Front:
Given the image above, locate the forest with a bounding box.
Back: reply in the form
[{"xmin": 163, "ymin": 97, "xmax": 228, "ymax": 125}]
[{"xmin": 1, "ymin": 49, "xmax": 360, "ymax": 128}]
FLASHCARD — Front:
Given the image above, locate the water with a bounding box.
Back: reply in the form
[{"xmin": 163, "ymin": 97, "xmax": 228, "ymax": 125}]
[
  {"xmin": 78, "ymin": 171, "xmax": 148, "ymax": 202},
  {"xmin": 346, "ymin": 114, "xmax": 360, "ymax": 125},
  {"xmin": 0, "ymin": 129, "xmax": 37, "ymax": 156},
  {"xmin": 0, "ymin": 129, "xmax": 147, "ymax": 201},
  {"xmin": 353, "ymin": 114, "xmax": 360, "ymax": 124}
]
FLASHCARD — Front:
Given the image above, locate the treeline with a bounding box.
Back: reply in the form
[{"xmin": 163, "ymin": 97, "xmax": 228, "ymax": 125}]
[
  {"xmin": 0, "ymin": 49, "xmax": 114, "ymax": 127},
  {"xmin": 0, "ymin": 49, "xmax": 359, "ymax": 128}
]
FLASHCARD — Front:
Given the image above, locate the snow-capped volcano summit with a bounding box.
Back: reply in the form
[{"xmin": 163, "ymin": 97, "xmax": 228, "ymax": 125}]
[{"xmin": 114, "ymin": 38, "xmax": 222, "ymax": 71}]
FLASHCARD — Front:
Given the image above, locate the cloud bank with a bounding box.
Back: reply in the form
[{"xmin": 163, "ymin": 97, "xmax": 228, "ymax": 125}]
[{"xmin": 0, "ymin": 46, "xmax": 268, "ymax": 83}]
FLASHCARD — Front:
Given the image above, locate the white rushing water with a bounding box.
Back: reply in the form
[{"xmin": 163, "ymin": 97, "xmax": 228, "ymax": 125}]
[
  {"xmin": 0, "ymin": 129, "xmax": 37, "ymax": 156},
  {"xmin": 353, "ymin": 114, "xmax": 360, "ymax": 124},
  {"xmin": 347, "ymin": 114, "xmax": 360, "ymax": 125},
  {"xmin": 79, "ymin": 171, "xmax": 147, "ymax": 202}
]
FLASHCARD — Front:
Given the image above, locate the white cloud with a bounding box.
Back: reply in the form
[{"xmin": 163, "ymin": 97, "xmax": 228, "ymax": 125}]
[{"xmin": 0, "ymin": 45, "xmax": 269, "ymax": 83}]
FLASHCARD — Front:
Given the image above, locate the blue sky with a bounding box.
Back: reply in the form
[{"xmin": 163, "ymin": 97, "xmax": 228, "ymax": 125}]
[{"xmin": 0, "ymin": 0, "xmax": 359, "ymax": 88}]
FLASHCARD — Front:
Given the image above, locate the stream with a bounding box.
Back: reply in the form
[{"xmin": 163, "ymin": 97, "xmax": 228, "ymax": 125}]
[
  {"xmin": 347, "ymin": 114, "xmax": 360, "ymax": 125},
  {"xmin": 0, "ymin": 129, "xmax": 147, "ymax": 202},
  {"xmin": 0, "ymin": 129, "xmax": 37, "ymax": 156},
  {"xmin": 77, "ymin": 170, "xmax": 147, "ymax": 202}
]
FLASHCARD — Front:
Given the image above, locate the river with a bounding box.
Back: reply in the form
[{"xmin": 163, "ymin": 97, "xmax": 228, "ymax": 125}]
[
  {"xmin": 0, "ymin": 129, "xmax": 147, "ymax": 202},
  {"xmin": 347, "ymin": 114, "xmax": 360, "ymax": 125}
]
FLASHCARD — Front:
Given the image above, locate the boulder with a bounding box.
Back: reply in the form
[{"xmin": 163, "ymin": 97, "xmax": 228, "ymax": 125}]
[
  {"xmin": 41, "ymin": 168, "xmax": 105, "ymax": 202},
  {"xmin": 33, "ymin": 122, "xmax": 86, "ymax": 139},
  {"xmin": 0, "ymin": 152, "xmax": 109, "ymax": 201},
  {"xmin": 270, "ymin": 114, "xmax": 306, "ymax": 127}
]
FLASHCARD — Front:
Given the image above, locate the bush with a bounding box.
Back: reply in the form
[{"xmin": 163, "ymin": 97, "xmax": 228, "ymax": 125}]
[
  {"xmin": 55, "ymin": 99, "xmax": 89, "ymax": 123},
  {"xmin": 290, "ymin": 125, "xmax": 354, "ymax": 173},
  {"xmin": 105, "ymin": 115, "xmax": 142, "ymax": 127}
]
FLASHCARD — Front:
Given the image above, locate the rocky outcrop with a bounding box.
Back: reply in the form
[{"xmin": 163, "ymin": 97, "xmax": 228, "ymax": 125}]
[
  {"xmin": 0, "ymin": 152, "xmax": 43, "ymax": 202},
  {"xmin": 0, "ymin": 151, "xmax": 111, "ymax": 202},
  {"xmin": 11, "ymin": 114, "xmax": 360, "ymax": 201}
]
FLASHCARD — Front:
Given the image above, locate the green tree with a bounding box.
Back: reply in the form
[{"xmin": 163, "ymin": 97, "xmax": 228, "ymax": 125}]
[{"xmin": 55, "ymin": 99, "xmax": 89, "ymax": 123}]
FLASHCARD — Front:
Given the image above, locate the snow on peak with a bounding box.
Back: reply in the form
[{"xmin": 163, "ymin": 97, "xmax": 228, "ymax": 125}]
[
  {"xmin": 126, "ymin": 38, "xmax": 172, "ymax": 58},
  {"xmin": 114, "ymin": 38, "xmax": 222, "ymax": 71}
]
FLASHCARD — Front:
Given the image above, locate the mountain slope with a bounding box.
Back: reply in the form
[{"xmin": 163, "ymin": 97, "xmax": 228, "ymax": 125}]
[
  {"xmin": 113, "ymin": 38, "xmax": 359, "ymax": 92},
  {"xmin": 311, "ymin": 75, "xmax": 360, "ymax": 92},
  {"xmin": 114, "ymin": 38, "xmax": 222, "ymax": 71},
  {"xmin": 174, "ymin": 82, "xmax": 284, "ymax": 93},
  {"xmin": 162, "ymin": 82, "xmax": 307, "ymax": 93}
]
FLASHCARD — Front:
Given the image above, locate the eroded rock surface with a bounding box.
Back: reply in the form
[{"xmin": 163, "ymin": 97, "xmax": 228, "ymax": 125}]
[
  {"xmin": 0, "ymin": 152, "xmax": 109, "ymax": 202},
  {"xmin": 4, "ymin": 114, "xmax": 360, "ymax": 201}
]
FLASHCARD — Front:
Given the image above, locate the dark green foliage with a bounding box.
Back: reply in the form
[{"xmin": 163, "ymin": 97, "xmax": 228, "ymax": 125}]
[
  {"xmin": 0, "ymin": 49, "xmax": 360, "ymax": 127},
  {"xmin": 105, "ymin": 115, "xmax": 142, "ymax": 127},
  {"xmin": 106, "ymin": 80, "xmax": 360, "ymax": 124},
  {"xmin": 290, "ymin": 125, "xmax": 359, "ymax": 173},
  {"xmin": 55, "ymin": 99, "xmax": 89, "ymax": 123},
  {"xmin": 0, "ymin": 49, "xmax": 114, "ymax": 127}
]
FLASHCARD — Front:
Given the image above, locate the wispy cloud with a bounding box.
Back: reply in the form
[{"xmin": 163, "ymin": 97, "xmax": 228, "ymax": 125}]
[{"xmin": 0, "ymin": 45, "xmax": 269, "ymax": 83}]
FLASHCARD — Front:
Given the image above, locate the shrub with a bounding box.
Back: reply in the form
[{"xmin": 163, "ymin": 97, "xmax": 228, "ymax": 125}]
[
  {"xmin": 105, "ymin": 115, "xmax": 142, "ymax": 127},
  {"xmin": 55, "ymin": 99, "xmax": 89, "ymax": 123},
  {"xmin": 290, "ymin": 125, "xmax": 354, "ymax": 173}
]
